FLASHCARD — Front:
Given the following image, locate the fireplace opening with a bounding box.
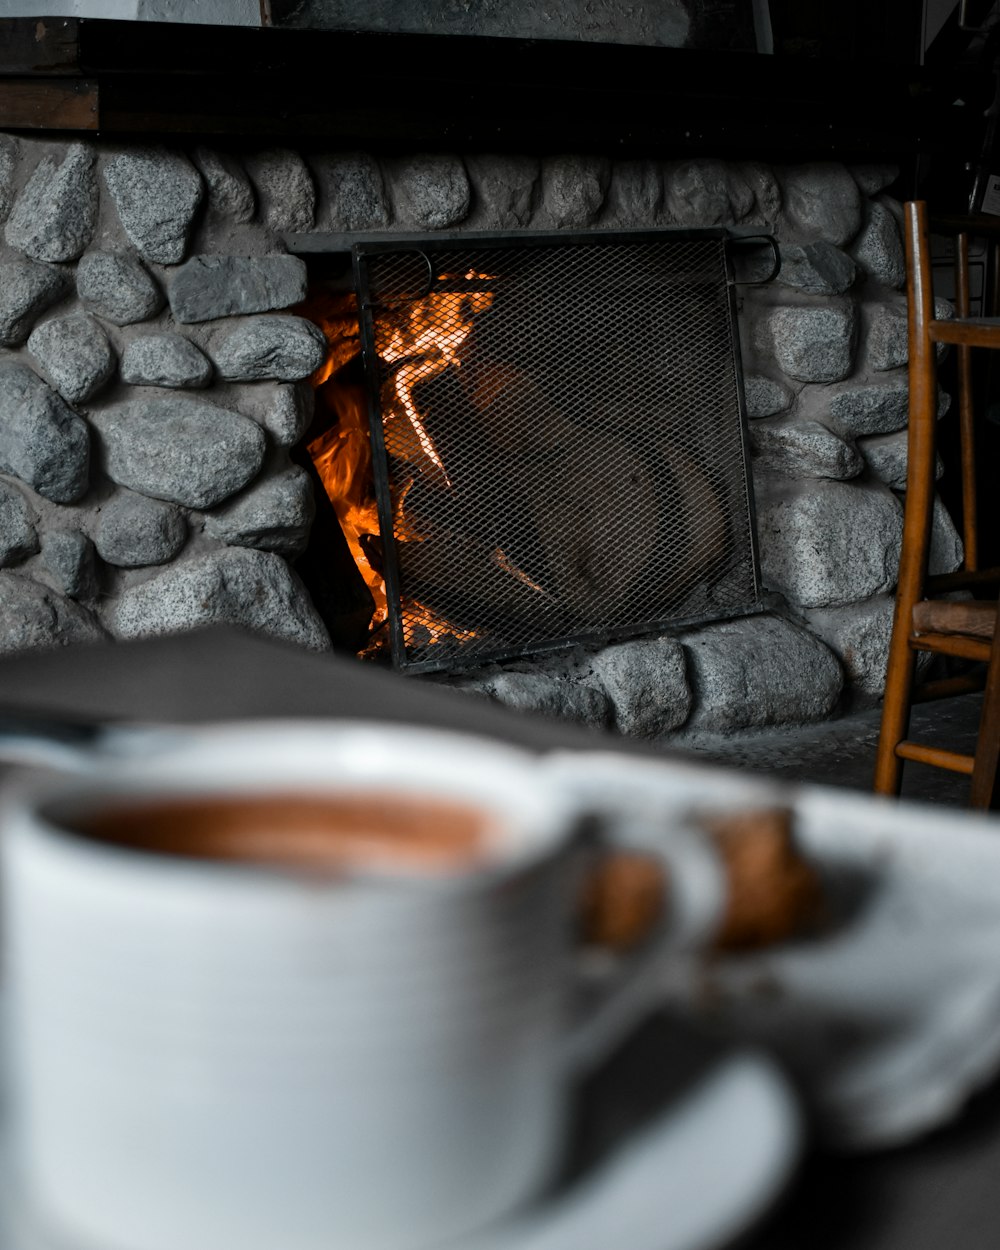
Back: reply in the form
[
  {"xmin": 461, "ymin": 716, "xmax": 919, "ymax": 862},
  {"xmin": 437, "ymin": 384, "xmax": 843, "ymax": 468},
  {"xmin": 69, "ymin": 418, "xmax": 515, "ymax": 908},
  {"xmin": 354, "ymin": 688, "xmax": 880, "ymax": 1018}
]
[{"xmin": 294, "ymin": 230, "xmax": 764, "ymax": 675}]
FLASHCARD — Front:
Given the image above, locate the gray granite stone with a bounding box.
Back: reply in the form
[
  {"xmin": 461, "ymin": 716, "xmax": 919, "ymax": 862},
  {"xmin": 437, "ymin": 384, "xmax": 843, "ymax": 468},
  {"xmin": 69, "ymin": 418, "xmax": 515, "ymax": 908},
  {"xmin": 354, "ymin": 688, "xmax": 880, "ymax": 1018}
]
[
  {"xmin": 109, "ymin": 547, "xmax": 330, "ymax": 651},
  {"xmin": 168, "ymin": 254, "xmax": 308, "ymax": 323},
  {"xmin": 0, "ymin": 135, "xmax": 17, "ymax": 223},
  {"xmin": 587, "ymin": 636, "xmax": 692, "ymax": 737},
  {"xmin": 203, "ymin": 464, "xmax": 314, "ymax": 555},
  {"xmin": 722, "ymin": 165, "xmax": 756, "ymax": 221},
  {"xmin": 103, "ymin": 148, "xmax": 204, "ymax": 264},
  {"xmin": 665, "ymin": 159, "xmax": 730, "ymax": 225},
  {"xmin": 312, "ymin": 152, "xmax": 390, "ymax": 230},
  {"xmin": 90, "ymin": 396, "xmax": 265, "ymax": 509},
  {"xmin": 826, "ymin": 379, "xmax": 951, "ymax": 438},
  {"xmin": 680, "ymin": 613, "xmax": 843, "ymax": 733},
  {"xmin": 540, "ymin": 154, "xmax": 610, "ymax": 228},
  {"xmin": 744, "ymin": 374, "xmax": 793, "ymax": 418},
  {"xmin": 602, "ymin": 159, "xmax": 662, "ymax": 227},
  {"xmin": 244, "ymin": 149, "xmax": 315, "ymax": 232},
  {"xmin": 778, "ymin": 163, "xmax": 863, "ymax": 245},
  {"xmin": 849, "ymin": 199, "xmax": 905, "ymax": 289},
  {"xmin": 464, "ymin": 154, "xmax": 541, "ymax": 229},
  {"xmin": 735, "ymin": 161, "xmax": 781, "ymax": 225},
  {"xmin": 0, "ymin": 363, "xmax": 89, "ymax": 503},
  {"xmin": 858, "ymin": 429, "xmax": 910, "ymax": 489},
  {"xmin": 120, "ymin": 333, "xmax": 213, "ymax": 389},
  {"xmin": 755, "ymin": 475, "xmax": 903, "ymax": 608},
  {"xmin": 776, "ymin": 242, "xmax": 857, "ymax": 295},
  {"xmin": 867, "ymin": 302, "xmax": 908, "ymax": 371},
  {"xmin": 930, "ymin": 496, "xmax": 964, "ymax": 574},
  {"xmin": 41, "ymin": 528, "xmax": 97, "ymax": 600},
  {"xmin": 192, "ymin": 147, "xmax": 255, "ymax": 224},
  {"xmin": 758, "ymin": 301, "xmax": 857, "ymax": 382},
  {"xmin": 209, "ymin": 315, "xmax": 328, "ymax": 382},
  {"xmin": 387, "ymin": 154, "xmax": 471, "ymax": 230},
  {"xmin": 0, "ymin": 571, "xmax": 105, "ymax": 654},
  {"xmin": 27, "ymin": 313, "xmax": 115, "ymax": 403},
  {"xmin": 458, "ymin": 667, "xmax": 612, "ymax": 731},
  {"xmin": 0, "ymin": 478, "xmax": 37, "ymax": 566},
  {"xmin": 4, "ymin": 143, "xmax": 97, "ymax": 263},
  {"xmin": 804, "ymin": 594, "xmax": 897, "ymax": 698},
  {"xmin": 751, "ymin": 418, "xmax": 863, "ymax": 479},
  {"xmin": 76, "ymin": 250, "xmax": 164, "ymax": 326},
  {"xmin": 0, "ymin": 258, "xmax": 70, "ymax": 346},
  {"xmin": 243, "ymin": 382, "xmax": 314, "ymax": 447},
  {"xmin": 850, "ymin": 164, "xmax": 899, "ymax": 196},
  {"xmin": 93, "ymin": 489, "xmax": 187, "ymax": 567}
]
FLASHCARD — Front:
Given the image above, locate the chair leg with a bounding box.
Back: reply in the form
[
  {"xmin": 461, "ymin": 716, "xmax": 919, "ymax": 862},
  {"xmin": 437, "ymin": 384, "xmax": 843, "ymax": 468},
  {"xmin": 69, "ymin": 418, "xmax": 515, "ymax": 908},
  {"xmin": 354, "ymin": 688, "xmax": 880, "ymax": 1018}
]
[
  {"xmin": 874, "ymin": 629, "xmax": 918, "ymax": 796},
  {"xmin": 969, "ymin": 628, "xmax": 1000, "ymax": 809}
]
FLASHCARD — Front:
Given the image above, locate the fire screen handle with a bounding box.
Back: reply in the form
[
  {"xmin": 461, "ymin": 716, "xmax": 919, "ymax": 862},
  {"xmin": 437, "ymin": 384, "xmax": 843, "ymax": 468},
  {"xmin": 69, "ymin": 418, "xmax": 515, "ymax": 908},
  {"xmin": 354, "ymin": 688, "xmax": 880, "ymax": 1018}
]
[{"xmin": 726, "ymin": 234, "xmax": 780, "ymax": 286}]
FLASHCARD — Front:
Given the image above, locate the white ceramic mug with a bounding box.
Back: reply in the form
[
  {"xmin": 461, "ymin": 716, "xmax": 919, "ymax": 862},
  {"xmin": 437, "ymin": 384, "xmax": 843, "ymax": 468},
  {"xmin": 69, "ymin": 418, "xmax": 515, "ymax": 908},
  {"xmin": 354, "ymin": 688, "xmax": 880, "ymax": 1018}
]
[{"xmin": 0, "ymin": 722, "xmax": 725, "ymax": 1250}]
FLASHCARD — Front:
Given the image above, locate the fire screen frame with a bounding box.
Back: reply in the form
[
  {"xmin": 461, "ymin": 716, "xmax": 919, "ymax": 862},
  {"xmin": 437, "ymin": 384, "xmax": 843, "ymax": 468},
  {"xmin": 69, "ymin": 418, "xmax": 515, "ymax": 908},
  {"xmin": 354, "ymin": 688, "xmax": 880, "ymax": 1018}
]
[{"xmin": 351, "ymin": 228, "xmax": 765, "ymax": 675}]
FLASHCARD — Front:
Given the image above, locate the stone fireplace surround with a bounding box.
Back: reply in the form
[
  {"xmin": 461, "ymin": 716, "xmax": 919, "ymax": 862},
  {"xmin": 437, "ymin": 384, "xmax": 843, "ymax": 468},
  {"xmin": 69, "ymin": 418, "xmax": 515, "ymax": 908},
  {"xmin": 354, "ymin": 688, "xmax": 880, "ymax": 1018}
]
[{"xmin": 0, "ymin": 136, "xmax": 964, "ymax": 740}]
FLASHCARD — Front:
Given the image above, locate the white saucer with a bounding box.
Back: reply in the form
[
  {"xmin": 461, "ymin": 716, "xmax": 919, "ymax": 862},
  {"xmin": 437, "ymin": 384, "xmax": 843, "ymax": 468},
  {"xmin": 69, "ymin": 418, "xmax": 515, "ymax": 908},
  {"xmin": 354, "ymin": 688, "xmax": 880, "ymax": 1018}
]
[
  {"xmin": 546, "ymin": 750, "xmax": 1000, "ymax": 1151},
  {"xmin": 0, "ymin": 1012, "xmax": 800, "ymax": 1250}
]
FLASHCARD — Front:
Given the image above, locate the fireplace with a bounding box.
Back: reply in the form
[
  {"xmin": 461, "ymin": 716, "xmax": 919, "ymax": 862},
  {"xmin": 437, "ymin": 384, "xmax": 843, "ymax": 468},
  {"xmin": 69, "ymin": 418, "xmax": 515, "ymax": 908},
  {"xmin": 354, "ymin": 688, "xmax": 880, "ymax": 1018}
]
[{"xmin": 0, "ymin": 14, "xmax": 967, "ymax": 738}]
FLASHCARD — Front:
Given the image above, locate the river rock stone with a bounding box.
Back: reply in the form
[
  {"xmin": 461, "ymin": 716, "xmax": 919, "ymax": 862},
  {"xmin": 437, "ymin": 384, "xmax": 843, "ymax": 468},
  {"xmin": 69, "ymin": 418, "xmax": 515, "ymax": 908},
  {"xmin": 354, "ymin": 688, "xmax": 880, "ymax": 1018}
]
[
  {"xmin": 5, "ymin": 143, "xmax": 97, "ymax": 263},
  {"xmin": 203, "ymin": 465, "xmax": 314, "ymax": 555},
  {"xmin": 243, "ymin": 382, "xmax": 314, "ymax": 447},
  {"xmin": 90, "ymin": 396, "xmax": 265, "ymax": 509},
  {"xmin": 587, "ymin": 636, "xmax": 692, "ymax": 737},
  {"xmin": 755, "ymin": 475, "xmax": 903, "ymax": 608},
  {"xmin": 776, "ymin": 242, "xmax": 857, "ymax": 295},
  {"xmin": 94, "ymin": 489, "xmax": 187, "ymax": 567},
  {"xmin": 104, "ymin": 149, "xmax": 203, "ymax": 264},
  {"xmin": 777, "ymin": 163, "xmax": 863, "ymax": 245},
  {"xmin": 109, "ymin": 547, "xmax": 331, "ymax": 651},
  {"xmin": 804, "ymin": 594, "xmax": 898, "ymax": 698},
  {"xmin": 0, "ymin": 478, "xmax": 37, "ymax": 566},
  {"xmin": 601, "ymin": 159, "xmax": 663, "ymax": 228},
  {"xmin": 0, "ymin": 363, "xmax": 89, "ymax": 503},
  {"xmin": 169, "ymin": 254, "xmax": 308, "ymax": 323},
  {"xmin": 459, "ymin": 667, "xmax": 612, "ymax": 730},
  {"xmin": 0, "ymin": 258, "xmax": 70, "ymax": 346},
  {"xmin": 209, "ymin": 315, "xmax": 328, "ymax": 382},
  {"xmin": 751, "ymin": 418, "xmax": 862, "ymax": 479},
  {"xmin": 867, "ymin": 296, "xmax": 952, "ymax": 371},
  {"xmin": 930, "ymin": 497, "xmax": 963, "ymax": 573},
  {"xmin": 192, "ymin": 147, "xmax": 255, "ymax": 223},
  {"xmin": 120, "ymin": 333, "xmax": 212, "ymax": 389},
  {"xmin": 540, "ymin": 155, "xmax": 609, "ymax": 228},
  {"xmin": 0, "ymin": 135, "xmax": 17, "ymax": 222},
  {"xmin": 41, "ymin": 528, "xmax": 97, "ymax": 600},
  {"xmin": 27, "ymin": 313, "xmax": 115, "ymax": 403},
  {"xmin": 76, "ymin": 250, "xmax": 164, "ymax": 325},
  {"xmin": 744, "ymin": 374, "xmax": 793, "ymax": 418},
  {"xmin": 849, "ymin": 199, "xmax": 905, "ymax": 289},
  {"xmin": 244, "ymin": 148, "xmax": 315, "ymax": 231},
  {"xmin": 850, "ymin": 164, "xmax": 899, "ymax": 196},
  {"xmin": 680, "ymin": 613, "xmax": 843, "ymax": 733},
  {"xmin": 757, "ymin": 302, "xmax": 857, "ymax": 382},
  {"xmin": 388, "ymin": 154, "xmax": 471, "ymax": 230},
  {"xmin": 312, "ymin": 152, "xmax": 390, "ymax": 230},
  {"xmin": 0, "ymin": 572, "xmax": 106, "ymax": 653},
  {"xmin": 465, "ymin": 154, "xmax": 540, "ymax": 229},
  {"xmin": 735, "ymin": 161, "xmax": 781, "ymax": 224},
  {"xmin": 665, "ymin": 158, "xmax": 731, "ymax": 225},
  {"xmin": 826, "ymin": 379, "xmax": 952, "ymax": 438}
]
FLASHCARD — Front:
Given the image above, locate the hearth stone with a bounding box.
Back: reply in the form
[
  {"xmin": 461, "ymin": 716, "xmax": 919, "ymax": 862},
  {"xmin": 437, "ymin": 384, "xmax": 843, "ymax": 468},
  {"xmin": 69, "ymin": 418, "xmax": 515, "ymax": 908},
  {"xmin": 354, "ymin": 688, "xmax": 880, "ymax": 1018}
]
[
  {"xmin": 28, "ymin": 314, "xmax": 116, "ymax": 404},
  {"xmin": 0, "ymin": 133, "xmax": 959, "ymax": 737},
  {"xmin": 119, "ymin": 334, "xmax": 213, "ymax": 389}
]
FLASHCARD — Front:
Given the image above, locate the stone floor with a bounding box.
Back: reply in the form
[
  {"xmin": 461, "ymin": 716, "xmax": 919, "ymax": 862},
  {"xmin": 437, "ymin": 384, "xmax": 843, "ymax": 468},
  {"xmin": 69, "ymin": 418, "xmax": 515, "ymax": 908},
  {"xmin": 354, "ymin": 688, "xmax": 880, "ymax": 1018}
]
[{"xmin": 678, "ymin": 691, "xmax": 986, "ymax": 809}]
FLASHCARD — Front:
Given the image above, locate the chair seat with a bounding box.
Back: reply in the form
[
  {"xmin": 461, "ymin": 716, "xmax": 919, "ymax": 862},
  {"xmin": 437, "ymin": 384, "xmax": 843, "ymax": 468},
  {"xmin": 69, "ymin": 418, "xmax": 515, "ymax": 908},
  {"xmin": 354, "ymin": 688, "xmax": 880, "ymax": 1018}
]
[{"xmin": 912, "ymin": 599, "xmax": 998, "ymax": 641}]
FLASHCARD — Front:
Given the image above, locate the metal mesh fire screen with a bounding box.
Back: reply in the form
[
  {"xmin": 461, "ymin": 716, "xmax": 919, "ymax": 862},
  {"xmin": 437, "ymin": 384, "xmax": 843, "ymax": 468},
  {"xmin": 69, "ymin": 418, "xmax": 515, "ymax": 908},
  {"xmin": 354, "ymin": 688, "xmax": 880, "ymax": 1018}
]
[{"xmin": 351, "ymin": 229, "xmax": 762, "ymax": 674}]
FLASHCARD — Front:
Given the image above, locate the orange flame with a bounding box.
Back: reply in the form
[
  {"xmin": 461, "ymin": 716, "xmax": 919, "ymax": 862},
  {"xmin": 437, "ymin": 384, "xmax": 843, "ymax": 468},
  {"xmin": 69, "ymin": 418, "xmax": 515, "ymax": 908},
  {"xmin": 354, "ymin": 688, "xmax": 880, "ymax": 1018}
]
[{"xmin": 304, "ymin": 274, "xmax": 495, "ymax": 650}]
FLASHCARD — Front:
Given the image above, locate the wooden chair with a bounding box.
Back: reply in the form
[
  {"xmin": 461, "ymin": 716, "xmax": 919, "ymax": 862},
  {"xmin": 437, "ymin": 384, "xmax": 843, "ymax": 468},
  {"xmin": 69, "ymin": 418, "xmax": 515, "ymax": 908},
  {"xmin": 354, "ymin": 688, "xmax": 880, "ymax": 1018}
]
[{"xmin": 873, "ymin": 201, "xmax": 1000, "ymax": 808}]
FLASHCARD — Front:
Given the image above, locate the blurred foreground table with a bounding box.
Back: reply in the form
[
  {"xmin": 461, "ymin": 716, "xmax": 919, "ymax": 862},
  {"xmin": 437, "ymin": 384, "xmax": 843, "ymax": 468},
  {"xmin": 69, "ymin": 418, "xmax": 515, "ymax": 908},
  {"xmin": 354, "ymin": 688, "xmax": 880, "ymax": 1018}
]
[{"xmin": 0, "ymin": 626, "xmax": 998, "ymax": 1250}]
